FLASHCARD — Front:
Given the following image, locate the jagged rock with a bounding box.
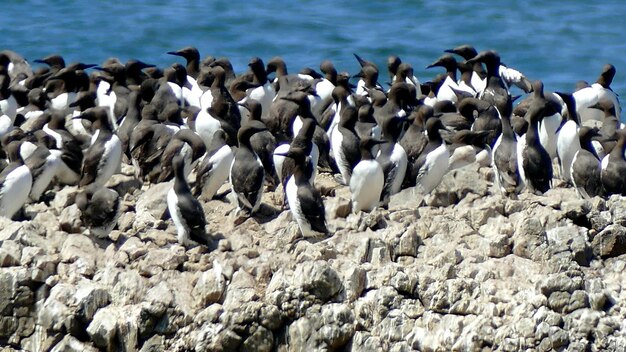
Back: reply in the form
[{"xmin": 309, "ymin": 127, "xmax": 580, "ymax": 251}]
[
  {"xmin": 73, "ymin": 283, "xmax": 111, "ymax": 324},
  {"xmin": 60, "ymin": 234, "xmax": 99, "ymax": 278},
  {"xmin": 0, "ymin": 247, "xmax": 20, "ymax": 267},
  {"xmin": 119, "ymin": 237, "xmax": 148, "ymax": 261},
  {"xmin": 591, "ymin": 224, "xmax": 626, "ymax": 258},
  {"xmin": 86, "ymin": 307, "xmax": 119, "ymax": 350},
  {"xmin": 389, "ymin": 187, "xmax": 424, "ymax": 211},
  {"xmin": 59, "ymin": 204, "xmax": 83, "ymax": 233},
  {"xmin": 138, "ymin": 246, "xmax": 186, "ymax": 276},
  {"xmin": 240, "ymin": 325, "xmax": 273, "ymax": 352},
  {"xmin": 193, "ymin": 266, "xmax": 227, "ymax": 306},
  {"xmin": 0, "ymin": 218, "xmax": 24, "ymax": 241},
  {"xmin": 333, "ymin": 260, "xmax": 366, "ymax": 302},
  {"xmin": 293, "ymin": 260, "xmax": 342, "ymax": 302},
  {"xmin": 546, "ymin": 226, "xmax": 592, "ymax": 266},
  {"xmin": 51, "ymin": 186, "xmax": 79, "ymax": 213},
  {"xmin": 479, "ymin": 215, "xmax": 513, "ymax": 258},
  {"xmin": 288, "ymin": 303, "xmax": 355, "ymax": 351},
  {"xmin": 512, "ymin": 215, "xmax": 547, "ymax": 261},
  {"xmin": 607, "ymin": 195, "xmax": 626, "ymax": 226},
  {"xmin": 135, "ymin": 182, "xmax": 172, "ymax": 227},
  {"xmin": 50, "ymin": 335, "xmax": 99, "ymax": 352},
  {"xmin": 145, "ymin": 282, "xmax": 173, "ymax": 318},
  {"xmin": 31, "ymin": 254, "xmax": 59, "ymax": 282},
  {"xmin": 139, "ymin": 334, "xmax": 165, "ymax": 352}
]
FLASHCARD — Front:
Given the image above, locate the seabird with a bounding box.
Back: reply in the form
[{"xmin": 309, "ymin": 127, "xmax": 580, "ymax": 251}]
[
  {"xmin": 601, "ymin": 128, "xmax": 626, "ymax": 196},
  {"xmin": 331, "ymin": 105, "xmax": 361, "ymax": 185},
  {"xmin": 167, "ymin": 154, "xmax": 209, "ymax": 246},
  {"xmin": 492, "ymin": 105, "xmax": 523, "ymax": 196},
  {"xmin": 125, "ymin": 59, "xmax": 155, "ymax": 87},
  {"xmin": 517, "ymin": 100, "xmax": 553, "ymax": 194},
  {"xmin": 192, "ymin": 129, "xmax": 233, "ymax": 200},
  {"xmin": 0, "ymin": 141, "xmax": 32, "ymax": 219},
  {"xmin": 350, "ymin": 137, "xmax": 385, "ymax": 213},
  {"xmin": 571, "ymin": 127, "xmax": 602, "ymax": 199},
  {"xmin": 78, "ymin": 107, "xmax": 122, "ymax": 188},
  {"xmin": 466, "ymin": 50, "xmax": 513, "ymax": 119},
  {"xmin": 400, "ymin": 105, "xmax": 431, "ymax": 187},
  {"xmin": 376, "ymin": 115, "xmax": 408, "ymax": 206},
  {"xmin": 555, "ymin": 92, "xmax": 581, "ymax": 183},
  {"xmin": 426, "ymin": 54, "xmax": 460, "ymax": 104},
  {"xmin": 246, "ymin": 57, "xmax": 276, "ymax": 120},
  {"xmin": 278, "ymin": 147, "xmax": 328, "ymax": 237},
  {"xmin": 229, "ymin": 120, "xmax": 268, "ymax": 216},
  {"xmin": 76, "ymin": 184, "xmax": 121, "ymax": 238},
  {"xmin": 414, "ymin": 117, "xmax": 450, "ymax": 195},
  {"xmin": 157, "ymin": 129, "xmax": 207, "ymax": 183},
  {"xmin": 573, "ymin": 64, "xmax": 621, "ymax": 124}
]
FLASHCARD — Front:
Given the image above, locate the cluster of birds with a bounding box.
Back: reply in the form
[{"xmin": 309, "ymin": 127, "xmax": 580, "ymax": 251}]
[{"xmin": 0, "ymin": 44, "xmax": 624, "ymax": 247}]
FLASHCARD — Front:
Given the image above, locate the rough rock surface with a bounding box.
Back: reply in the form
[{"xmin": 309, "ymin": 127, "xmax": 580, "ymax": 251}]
[{"xmin": 1, "ymin": 165, "xmax": 626, "ymax": 351}]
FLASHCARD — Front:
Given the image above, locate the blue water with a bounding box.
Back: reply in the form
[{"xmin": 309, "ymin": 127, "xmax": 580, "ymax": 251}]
[{"xmin": 2, "ymin": 1, "xmax": 626, "ymax": 96}]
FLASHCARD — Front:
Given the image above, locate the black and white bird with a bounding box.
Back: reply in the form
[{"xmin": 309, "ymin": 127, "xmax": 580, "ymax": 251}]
[
  {"xmin": 571, "ymin": 127, "xmax": 603, "ymax": 199},
  {"xmin": 0, "ymin": 141, "xmax": 32, "ymax": 219},
  {"xmin": 193, "ymin": 130, "xmax": 234, "ymax": 200},
  {"xmin": 573, "ymin": 64, "xmax": 621, "ymax": 124},
  {"xmin": 331, "ymin": 105, "xmax": 361, "ymax": 185},
  {"xmin": 492, "ymin": 106, "xmax": 523, "ymax": 197},
  {"xmin": 350, "ymin": 137, "xmax": 385, "ymax": 213},
  {"xmin": 230, "ymin": 121, "xmax": 268, "ymax": 216},
  {"xmin": 414, "ymin": 117, "xmax": 450, "ymax": 195},
  {"xmin": 278, "ymin": 147, "xmax": 328, "ymax": 237},
  {"xmin": 167, "ymin": 155, "xmax": 209, "ymax": 246},
  {"xmin": 76, "ymin": 184, "xmax": 121, "ymax": 238},
  {"xmin": 555, "ymin": 92, "xmax": 581, "ymax": 184},
  {"xmin": 466, "ymin": 50, "xmax": 513, "ymax": 119},
  {"xmin": 376, "ymin": 115, "xmax": 408, "ymax": 206},
  {"xmin": 601, "ymin": 128, "xmax": 626, "ymax": 196},
  {"xmin": 78, "ymin": 107, "xmax": 122, "ymax": 188},
  {"xmin": 517, "ymin": 100, "xmax": 553, "ymax": 194}
]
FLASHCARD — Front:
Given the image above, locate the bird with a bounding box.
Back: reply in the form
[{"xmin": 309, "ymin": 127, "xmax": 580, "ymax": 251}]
[
  {"xmin": 376, "ymin": 114, "xmax": 408, "ymax": 206},
  {"xmin": 157, "ymin": 129, "xmax": 207, "ymax": 183},
  {"xmin": 246, "ymin": 57, "xmax": 276, "ymax": 120},
  {"xmin": 571, "ymin": 127, "xmax": 603, "ymax": 199},
  {"xmin": 426, "ymin": 54, "xmax": 461, "ymax": 104},
  {"xmin": 24, "ymin": 142, "xmax": 61, "ymax": 202},
  {"xmin": 193, "ymin": 129, "xmax": 233, "ymax": 200},
  {"xmin": 167, "ymin": 155, "xmax": 209, "ymax": 246},
  {"xmin": 517, "ymin": 100, "xmax": 553, "ymax": 194},
  {"xmin": 492, "ymin": 106, "xmax": 523, "ymax": 197},
  {"xmin": 555, "ymin": 92, "xmax": 581, "ymax": 184},
  {"xmin": 76, "ymin": 184, "xmax": 121, "ymax": 238},
  {"xmin": 0, "ymin": 141, "xmax": 33, "ymax": 219},
  {"xmin": 601, "ymin": 128, "xmax": 626, "ymax": 196},
  {"xmin": 350, "ymin": 137, "xmax": 385, "ymax": 213},
  {"xmin": 466, "ymin": 50, "xmax": 513, "ymax": 118},
  {"xmin": 331, "ymin": 105, "xmax": 361, "ymax": 185},
  {"xmin": 573, "ymin": 64, "xmax": 621, "ymax": 124},
  {"xmin": 278, "ymin": 147, "xmax": 328, "ymax": 237},
  {"xmin": 78, "ymin": 107, "xmax": 122, "ymax": 188},
  {"xmin": 530, "ymin": 80, "xmax": 562, "ymax": 159},
  {"xmin": 230, "ymin": 121, "xmax": 268, "ymax": 216},
  {"xmin": 414, "ymin": 117, "xmax": 450, "ymax": 195}
]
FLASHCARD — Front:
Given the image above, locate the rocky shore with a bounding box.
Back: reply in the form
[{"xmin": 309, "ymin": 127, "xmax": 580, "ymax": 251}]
[{"xmin": 1, "ymin": 162, "xmax": 626, "ymax": 351}]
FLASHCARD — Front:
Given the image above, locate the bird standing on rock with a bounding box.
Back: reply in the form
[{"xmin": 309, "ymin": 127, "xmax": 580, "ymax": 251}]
[
  {"xmin": 230, "ymin": 121, "xmax": 268, "ymax": 216},
  {"xmin": 278, "ymin": 147, "xmax": 328, "ymax": 237},
  {"xmin": 78, "ymin": 107, "xmax": 122, "ymax": 188},
  {"xmin": 350, "ymin": 137, "xmax": 385, "ymax": 213},
  {"xmin": 518, "ymin": 100, "xmax": 553, "ymax": 195},
  {"xmin": 0, "ymin": 141, "xmax": 32, "ymax": 219},
  {"xmin": 167, "ymin": 155, "xmax": 209, "ymax": 246}
]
